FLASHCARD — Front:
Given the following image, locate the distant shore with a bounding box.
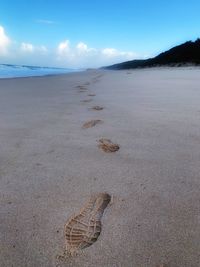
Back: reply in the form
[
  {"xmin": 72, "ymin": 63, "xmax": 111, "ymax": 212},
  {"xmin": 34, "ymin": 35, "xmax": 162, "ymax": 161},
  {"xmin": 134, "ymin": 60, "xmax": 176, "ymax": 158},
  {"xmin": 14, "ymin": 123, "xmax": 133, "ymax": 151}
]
[
  {"xmin": 1, "ymin": 68, "xmax": 200, "ymax": 267},
  {"xmin": 105, "ymin": 39, "xmax": 200, "ymax": 70}
]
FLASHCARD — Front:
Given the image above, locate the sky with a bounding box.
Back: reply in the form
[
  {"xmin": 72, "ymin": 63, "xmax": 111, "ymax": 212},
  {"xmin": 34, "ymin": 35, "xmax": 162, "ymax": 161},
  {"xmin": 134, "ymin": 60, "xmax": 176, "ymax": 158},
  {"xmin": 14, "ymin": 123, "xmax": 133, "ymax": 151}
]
[{"xmin": 0, "ymin": 0, "xmax": 200, "ymax": 68}]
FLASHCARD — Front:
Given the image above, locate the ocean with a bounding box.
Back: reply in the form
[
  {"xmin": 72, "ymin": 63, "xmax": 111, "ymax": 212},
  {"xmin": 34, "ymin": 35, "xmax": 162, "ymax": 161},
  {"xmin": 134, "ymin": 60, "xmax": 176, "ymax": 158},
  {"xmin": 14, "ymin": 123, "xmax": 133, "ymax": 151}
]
[{"xmin": 0, "ymin": 64, "xmax": 77, "ymax": 78}]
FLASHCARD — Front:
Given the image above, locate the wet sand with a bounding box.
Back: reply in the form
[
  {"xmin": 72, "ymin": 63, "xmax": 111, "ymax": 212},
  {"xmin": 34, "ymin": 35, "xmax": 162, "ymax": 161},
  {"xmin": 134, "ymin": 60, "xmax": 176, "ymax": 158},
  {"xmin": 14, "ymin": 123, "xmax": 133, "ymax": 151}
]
[{"xmin": 1, "ymin": 68, "xmax": 200, "ymax": 266}]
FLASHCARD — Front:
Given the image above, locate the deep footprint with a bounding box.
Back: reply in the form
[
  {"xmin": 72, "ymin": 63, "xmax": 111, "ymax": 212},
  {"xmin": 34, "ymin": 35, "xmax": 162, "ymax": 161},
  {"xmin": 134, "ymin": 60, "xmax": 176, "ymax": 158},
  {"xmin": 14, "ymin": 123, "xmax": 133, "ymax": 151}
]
[
  {"xmin": 98, "ymin": 138, "xmax": 120, "ymax": 152},
  {"xmin": 82, "ymin": 120, "xmax": 103, "ymax": 128},
  {"xmin": 76, "ymin": 85, "xmax": 88, "ymax": 93},
  {"xmin": 81, "ymin": 99, "xmax": 93, "ymax": 103},
  {"xmin": 76, "ymin": 85, "xmax": 87, "ymax": 90},
  {"xmin": 64, "ymin": 193, "xmax": 111, "ymax": 255},
  {"xmin": 91, "ymin": 106, "xmax": 104, "ymax": 111},
  {"xmin": 84, "ymin": 82, "xmax": 90, "ymax": 86},
  {"xmin": 88, "ymin": 94, "xmax": 96, "ymax": 96}
]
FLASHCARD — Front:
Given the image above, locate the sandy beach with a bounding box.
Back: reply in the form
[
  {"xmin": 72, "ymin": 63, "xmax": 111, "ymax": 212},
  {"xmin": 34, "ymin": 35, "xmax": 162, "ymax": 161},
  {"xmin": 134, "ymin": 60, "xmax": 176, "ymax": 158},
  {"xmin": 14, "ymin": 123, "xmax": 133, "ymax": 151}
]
[{"xmin": 1, "ymin": 68, "xmax": 200, "ymax": 267}]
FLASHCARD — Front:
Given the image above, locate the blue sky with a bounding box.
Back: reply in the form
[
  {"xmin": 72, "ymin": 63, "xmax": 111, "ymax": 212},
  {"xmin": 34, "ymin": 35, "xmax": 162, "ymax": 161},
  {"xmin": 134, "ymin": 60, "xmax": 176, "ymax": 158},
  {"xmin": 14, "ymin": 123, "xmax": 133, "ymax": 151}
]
[{"xmin": 0, "ymin": 0, "xmax": 200, "ymax": 68}]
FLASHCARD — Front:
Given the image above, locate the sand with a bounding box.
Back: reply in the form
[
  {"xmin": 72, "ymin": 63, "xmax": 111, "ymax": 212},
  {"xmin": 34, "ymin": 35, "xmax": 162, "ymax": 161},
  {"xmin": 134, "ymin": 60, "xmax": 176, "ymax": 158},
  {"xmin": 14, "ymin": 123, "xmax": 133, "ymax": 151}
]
[{"xmin": 1, "ymin": 68, "xmax": 200, "ymax": 267}]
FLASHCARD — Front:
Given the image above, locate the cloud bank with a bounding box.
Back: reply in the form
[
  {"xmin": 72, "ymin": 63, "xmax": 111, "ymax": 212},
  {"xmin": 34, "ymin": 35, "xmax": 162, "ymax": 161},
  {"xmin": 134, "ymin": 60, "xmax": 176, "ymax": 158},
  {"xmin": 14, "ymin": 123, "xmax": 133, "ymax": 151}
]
[
  {"xmin": 56, "ymin": 40, "xmax": 139, "ymax": 68},
  {"xmin": 20, "ymin": 42, "xmax": 48, "ymax": 54},
  {"xmin": 0, "ymin": 26, "xmax": 10, "ymax": 56},
  {"xmin": 0, "ymin": 24, "xmax": 142, "ymax": 68}
]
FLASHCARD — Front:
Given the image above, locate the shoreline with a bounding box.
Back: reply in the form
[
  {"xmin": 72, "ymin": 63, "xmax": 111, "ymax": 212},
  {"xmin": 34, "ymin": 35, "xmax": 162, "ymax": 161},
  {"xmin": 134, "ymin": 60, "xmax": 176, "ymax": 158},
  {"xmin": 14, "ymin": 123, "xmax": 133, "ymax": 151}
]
[
  {"xmin": 0, "ymin": 71, "xmax": 83, "ymax": 80},
  {"xmin": 0, "ymin": 64, "xmax": 82, "ymax": 79},
  {"xmin": 1, "ymin": 65, "xmax": 200, "ymax": 80},
  {"xmin": 0, "ymin": 72, "xmax": 80, "ymax": 80}
]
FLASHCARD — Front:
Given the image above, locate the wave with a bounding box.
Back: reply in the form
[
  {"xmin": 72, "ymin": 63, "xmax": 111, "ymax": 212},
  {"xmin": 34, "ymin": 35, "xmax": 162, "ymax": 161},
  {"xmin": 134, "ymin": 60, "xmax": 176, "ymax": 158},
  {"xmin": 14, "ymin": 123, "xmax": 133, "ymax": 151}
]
[{"xmin": 0, "ymin": 64, "xmax": 78, "ymax": 78}]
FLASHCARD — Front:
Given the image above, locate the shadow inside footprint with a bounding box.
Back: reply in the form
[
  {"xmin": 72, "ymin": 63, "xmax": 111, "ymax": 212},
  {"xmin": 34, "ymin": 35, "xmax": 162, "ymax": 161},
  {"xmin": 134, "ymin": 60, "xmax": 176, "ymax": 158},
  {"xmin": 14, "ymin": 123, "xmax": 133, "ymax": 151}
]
[
  {"xmin": 76, "ymin": 85, "xmax": 88, "ymax": 93},
  {"xmin": 98, "ymin": 138, "xmax": 120, "ymax": 152},
  {"xmin": 81, "ymin": 99, "xmax": 93, "ymax": 103},
  {"xmin": 82, "ymin": 120, "xmax": 103, "ymax": 128},
  {"xmin": 76, "ymin": 85, "xmax": 87, "ymax": 89},
  {"xmin": 88, "ymin": 94, "xmax": 96, "ymax": 96}
]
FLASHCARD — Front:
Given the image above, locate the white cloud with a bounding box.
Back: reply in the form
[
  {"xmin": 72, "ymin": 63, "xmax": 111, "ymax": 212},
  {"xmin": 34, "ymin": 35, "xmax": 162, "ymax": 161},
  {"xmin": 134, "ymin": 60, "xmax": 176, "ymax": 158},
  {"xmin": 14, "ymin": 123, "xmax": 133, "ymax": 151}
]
[
  {"xmin": 102, "ymin": 48, "xmax": 136, "ymax": 60},
  {"xmin": 76, "ymin": 42, "xmax": 88, "ymax": 53},
  {"xmin": 0, "ymin": 25, "xmax": 10, "ymax": 56},
  {"xmin": 20, "ymin": 42, "xmax": 34, "ymax": 53},
  {"xmin": 36, "ymin": 19, "xmax": 55, "ymax": 25},
  {"xmin": 20, "ymin": 42, "xmax": 48, "ymax": 54},
  {"xmin": 76, "ymin": 42, "xmax": 97, "ymax": 55},
  {"xmin": 102, "ymin": 48, "xmax": 119, "ymax": 57},
  {"xmin": 38, "ymin": 45, "xmax": 48, "ymax": 54},
  {"xmin": 56, "ymin": 40, "xmax": 139, "ymax": 67},
  {"xmin": 57, "ymin": 40, "xmax": 71, "ymax": 57}
]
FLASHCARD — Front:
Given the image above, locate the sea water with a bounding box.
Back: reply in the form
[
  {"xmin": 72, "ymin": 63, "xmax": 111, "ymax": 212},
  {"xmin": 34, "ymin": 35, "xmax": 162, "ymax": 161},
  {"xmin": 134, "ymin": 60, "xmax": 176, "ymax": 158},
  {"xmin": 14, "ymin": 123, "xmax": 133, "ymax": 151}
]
[{"xmin": 0, "ymin": 64, "xmax": 77, "ymax": 78}]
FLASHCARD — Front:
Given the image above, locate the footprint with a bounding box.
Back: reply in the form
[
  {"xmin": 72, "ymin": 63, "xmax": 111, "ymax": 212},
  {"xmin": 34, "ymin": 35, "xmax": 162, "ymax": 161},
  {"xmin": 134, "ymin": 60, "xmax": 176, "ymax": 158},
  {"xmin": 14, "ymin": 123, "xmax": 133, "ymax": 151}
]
[
  {"xmin": 81, "ymin": 99, "xmax": 93, "ymax": 103},
  {"xmin": 76, "ymin": 85, "xmax": 87, "ymax": 89},
  {"xmin": 88, "ymin": 94, "xmax": 96, "ymax": 96},
  {"xmin": 98, "ymin": 138, "xmax": 120, "ymax": 152},
  {"xmin": 91, "ymin": 106, "xmax": 104, "ymax": 111},
  {"xmin": 79, "ymin": 88, "xmax": 88, "ymax": 91},
  {"xmin": 64, "ymin": 193, "xmax": 111, "ymax": 255},
  {"xmin": 82, "ymin": 120, "xmax": 103, "ymax": 129},
  {"xmin": 84, "ymin": 82, "xmax": 90, "ymax": 86}
]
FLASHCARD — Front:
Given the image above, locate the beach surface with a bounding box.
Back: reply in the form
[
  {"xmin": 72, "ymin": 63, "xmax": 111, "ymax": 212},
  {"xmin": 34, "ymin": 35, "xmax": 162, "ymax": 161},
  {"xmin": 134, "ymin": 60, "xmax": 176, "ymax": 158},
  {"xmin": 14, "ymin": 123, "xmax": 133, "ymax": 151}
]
[{"xmin": 1, "ymin": 68, "xmax": 200, "ymax": 267}]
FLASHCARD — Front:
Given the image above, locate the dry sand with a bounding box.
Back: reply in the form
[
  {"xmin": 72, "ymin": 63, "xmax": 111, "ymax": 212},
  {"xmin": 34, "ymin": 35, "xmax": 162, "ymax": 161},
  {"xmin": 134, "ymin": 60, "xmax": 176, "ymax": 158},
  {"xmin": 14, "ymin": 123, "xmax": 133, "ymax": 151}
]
[{"xmin": 1, "ymin": 68, "xmax": 200, "ymax": 266}]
